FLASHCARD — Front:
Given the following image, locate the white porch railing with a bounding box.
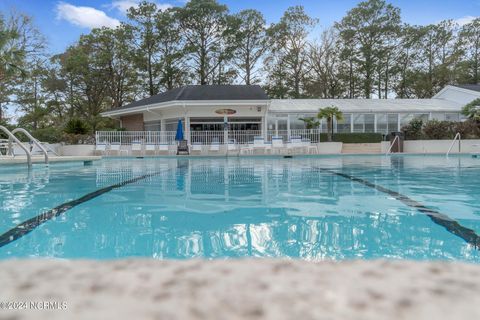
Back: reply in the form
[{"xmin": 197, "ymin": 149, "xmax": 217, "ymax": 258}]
[
  {"xmin": 95, "ymin": 131, "xmax": 177, "ymax": 145},
  {"xmin": 96, "ymin": 129, "xmax": 322, "ymax": 145}
]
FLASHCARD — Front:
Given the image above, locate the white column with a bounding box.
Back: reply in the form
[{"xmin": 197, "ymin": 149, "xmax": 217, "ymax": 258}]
[
  {"xmin": 350, "ymin": 114, "xmax": 354, "ymax": 133},
  {"xmin": 224, "ymin": 114, "xmax": 228, "ymax": 145},
  {"xmin": 160, "ymin": 119, "xmax": 166, "ymax": 131},
  {"xmin": 185, "ymin": 116, "xmax": 190, "ymax": 144},
  {"xmin": 287, "ymin": 115, "xmax": 291, "ymax": 140},
  {"xmin": 262, "ymin": 115, "xmax": 268, "ymax": 140},
  {"xmin": 374, "ymin": 114, "xmax": 377, "ymax": 133}
]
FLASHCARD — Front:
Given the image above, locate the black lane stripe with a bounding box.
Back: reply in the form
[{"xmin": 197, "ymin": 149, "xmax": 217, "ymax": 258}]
[
  {"xmin": 0, "ymin": 171, "xmax": 163, "ymax": 249},
  {"xmin": 316, "ymin": 167, "xmax": 480, "ymax": 249}
]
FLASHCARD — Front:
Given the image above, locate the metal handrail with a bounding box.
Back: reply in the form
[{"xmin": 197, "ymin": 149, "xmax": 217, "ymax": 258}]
[
  {"xmin": 11, "ymin": 128, "xmax": 49, "ymax": 164},
  {"xmin": 386, "ymin": 135, "xmax": 399, "ymax": 155},
  {"xmin": 446, "ymin": 132, "xmax": 461, "ymax": 156},
  {"xmin": 0, "ymin": 125, "xmax": 32, "ymax": 168}
]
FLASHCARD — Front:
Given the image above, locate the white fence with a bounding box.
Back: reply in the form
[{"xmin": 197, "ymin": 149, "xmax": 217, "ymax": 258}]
[
  {"xmin": 96, "ymin": 130, "xmax": 322, "ymax": 145},
  {"xmin": 95, "ymin": 131, "xmax": 177, "ymax": 145}
]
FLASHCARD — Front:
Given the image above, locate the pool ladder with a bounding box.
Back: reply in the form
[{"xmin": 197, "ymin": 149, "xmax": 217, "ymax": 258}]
[
  {"xmin": 0, "ymin": 126, "xmax": 49, "ymax": 168},
  {"xmin": 446, "ymin": 132, "xmax": 461, "ymax": 157}
]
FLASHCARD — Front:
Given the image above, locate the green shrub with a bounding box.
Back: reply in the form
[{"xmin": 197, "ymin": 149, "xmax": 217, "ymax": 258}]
[
  {"xmin": 453, "ymin": 120, "xmax": 480, "ymax": 139},
  {"xmin": 402, "ymin": 118, "xmax": 423, "ymax": 140},
  {"xmin": 462, "ymin": 98, "xmax": 480, "ymax": 121},
  {"xmin": 64, "ymin": 118, "xmax": 89, "ymax": 135},
  {"xmin": 31, "ymin": 127, "xmax": 63, "ymax": 143},
  {"xmin": 422, "ymin": 120, "xmax": 456, "ymax": 140},
  {"xmin": 320, "ymin": 133, "xmax": 383, "ymax": 143}
]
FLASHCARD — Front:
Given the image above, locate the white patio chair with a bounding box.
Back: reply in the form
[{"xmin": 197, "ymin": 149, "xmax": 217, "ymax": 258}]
[
  {"xmin": 158, "ymin": 143, "xmax": 170, "ymax": 155},
  {"xmin": 145, "ymin": 143, "xmax": 157, "ymax": 155},
  {"xmin": 131, "ymin": 141, "xmax": 143, "ymax": 156},
  {"xmin": 271, "ymin": 137, "xmax": 284, "ymax": 154},
  {"xmin": 264, "ymin": 141, "xmax": 272, "ymax": 154},
  {"xmin": 302, "ymin": 139, "xmax": 318, "ymax": 154},
  {"xmin": 109, "ymin": 142, "xmax": 127, "ymax": 156},
  {"xmin": 95, "ymin": 143, "xmax": 107, "ymax": 155},
  {"xmin": 253, "ymin": 136, "xmax": 266, "ymax": 154},
  {"xmin": 288, "ymin": 136, "xmax": 303, "ymax": 154},
  {"xmin": 210, "ymin": 140, "xmax": 221, "ymax": 153},
  {"xmin": 240, "ymin": 143, "xmax": 253, "ymax": 155},
  {"xmin": 227, "ymin": 139, "xmax": 238, "ymax": 153},
  {"xmin": 191, "ymin": 142, "xmax": 203, "ymax": 155}
]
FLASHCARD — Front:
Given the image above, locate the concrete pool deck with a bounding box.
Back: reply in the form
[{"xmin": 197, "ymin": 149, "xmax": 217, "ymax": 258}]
[
  {"xmin": 0, "ymin": 259, "xmax": 479, "ymax": 320},
  {"xmin": 0, "ymin": 155, "xmax": 101, "ymax": 165}
]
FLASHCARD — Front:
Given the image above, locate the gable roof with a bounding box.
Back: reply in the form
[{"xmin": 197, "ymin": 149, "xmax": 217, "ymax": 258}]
[
  {"xmin": 115, "ymin": 85, "xmax": 269, "ymax": 111},
  {"xmin": 452, "ymin": 84, "xmax": 480, "ymax": 93}
]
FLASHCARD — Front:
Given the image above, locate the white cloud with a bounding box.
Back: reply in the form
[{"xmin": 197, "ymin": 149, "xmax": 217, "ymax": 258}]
[
  {"xmin": 455, "ymin": 16, "xmax": 477, "ymax": 26},
  {"xmin": 110, "ymin": 0, "xmax": 173, "ymax": 15},
  {"xmin": 56, "ymin": 2, "xmax": 120, "ymax": 29}
]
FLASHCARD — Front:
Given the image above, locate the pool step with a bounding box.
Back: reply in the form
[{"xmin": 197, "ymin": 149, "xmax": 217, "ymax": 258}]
[{"xmin": 341, "ymin": 143, "xmax": 382, "ymax": 154}]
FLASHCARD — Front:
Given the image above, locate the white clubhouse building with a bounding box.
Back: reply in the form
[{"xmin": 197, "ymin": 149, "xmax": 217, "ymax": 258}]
[{"xmin": 100, "ymin": 84, "xmax": 480, "ymax": 144}]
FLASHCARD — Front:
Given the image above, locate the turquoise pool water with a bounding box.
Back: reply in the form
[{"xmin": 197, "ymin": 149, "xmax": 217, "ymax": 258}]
[{"xmin": 0, "ymin": 155, "xmax": 479, "ymax": 261}]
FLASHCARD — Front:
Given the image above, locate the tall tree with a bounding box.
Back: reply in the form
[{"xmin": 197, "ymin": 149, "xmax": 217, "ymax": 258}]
[
  {"xmin": 155, "ymin": 8, "xmax": 188, "ymax": 90},
  {"xmin": 266, "ymin": 6, "xmax": 317, "ymax": 98},
  {"xmin": 0, "ymin": 12, "xmax": 44, "ymax": 120},
  {"xmin": 307, "ymin": 28, "xmax": 344, "ymax": 98},
  {"xmin": 127, "ymin": 1, "xmax": 160, "ymax": 96},
  {"xmin": 59, "ymin": 35, "xmax": 110, "ymax": 132},
  {"xmin": 335, "ymin": 0, "xmax": 401, "ymax": 98},
  {"xmin": 459, "ymin": 18, "xmax": 480, "ymax": 84},
  {"xmin": 231, "ymin": 9, "xmax": 268, "ymax": 85},
  {"xmin": 174, "ymin": 0, "xmax": 234, "ymax": 85},
  {"xmin": 89, "ymin": 26, "xmax": 139, "ymax": 109}
]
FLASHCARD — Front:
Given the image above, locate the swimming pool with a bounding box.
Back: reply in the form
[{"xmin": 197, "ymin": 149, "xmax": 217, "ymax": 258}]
[{"xmin": 0, "ymin": 155, "xmax": 479, "ymax": 261}]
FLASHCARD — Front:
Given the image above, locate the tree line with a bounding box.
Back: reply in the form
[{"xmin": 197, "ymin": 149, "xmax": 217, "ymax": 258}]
[{"xmin": 0, "ymin": 0, "xmax": 479, "ymax": 140}]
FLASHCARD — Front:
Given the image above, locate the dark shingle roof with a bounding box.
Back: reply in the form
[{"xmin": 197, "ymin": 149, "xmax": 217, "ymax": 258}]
[
  {"xmin": 452, "ymin": 84, "xmax": 480, "ymax": 93},
  {"xmin": 115, "ymin": 85, "xmax": 269, "ymax": 111}
]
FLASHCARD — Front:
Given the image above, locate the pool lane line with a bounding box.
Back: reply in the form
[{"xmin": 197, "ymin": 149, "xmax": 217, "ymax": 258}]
[
  {"xmin": 0, "ymin": 171, "xmax": 164, "ymax": 249},
  {"xmin": 315, "ymin": 167, "xmax": 480, "ymax": 249}
]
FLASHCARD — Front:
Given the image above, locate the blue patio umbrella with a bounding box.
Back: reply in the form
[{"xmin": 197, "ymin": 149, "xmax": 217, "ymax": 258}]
[{"xmin": 175, "ymin": 119, "xmax": 184, "ymax": 141}]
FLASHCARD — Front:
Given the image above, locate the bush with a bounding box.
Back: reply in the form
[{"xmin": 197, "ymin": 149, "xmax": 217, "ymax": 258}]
[
  {"xmin": 64, "ymin": 118, "xmax": 89, "ymax": 135},
  {"xmin": 422, "ymin": 120, "xmax": 456, "ymax": 140},
  {"xmin": 320, "ymin": 133, "xmax": 383, "ymax": 143},
  {"xmin": 453, "ymin": 120, "xmax": 480, "ymax": 139},
  {"xmin": 31, "ymin": 127, "xmax": 63, "ymax": 143},
  {"xmin": 402, "ymin": 118, "xmax": 423, "ymax": 140}
]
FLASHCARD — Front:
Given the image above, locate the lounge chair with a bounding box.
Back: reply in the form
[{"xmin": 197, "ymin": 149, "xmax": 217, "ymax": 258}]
[
  {"xmin": 302, "ymin": 139, "xmax": 318, "ymax": 154},
  {"xmin": 145, "ymin": 143, "xmax": 157, "ymax": 155},
  {"xmin": 131, "ymin": 141, "xmax": 143, "ymax": 156},
  {"xmin": 253, "ymin": 136, "xmax": 266, "ymax": 154},
  {"xmin": 271, "ymin": 136, "xmax": 284, "ymax": 154},
  {"xmin": 191, "ymin": 142, "xmax": 203, "ymax": 155},
  {"xmin": 158, "ymin": 143, "xmax": 170, "ymax": 155},
  {"xmin": 287, "ymin": 136, "xmax": 303, "ymax": 154},
  {"xmin": 95, "ymin": 143, "xmax": 107, "ymax": 155},
  {"xmin": 109, "ymin": 142, "xmax": 127, "ymax": 156},
  {"xmin": 227, "ymin": 139, "xmax": 238, "ymax": 153},
  {"xmin": 240, "ymin": 143, "xmax": 253, "ymax": 155},
  {"xmin": 210, "ymin": 139, "xmax": 221, "ymax": 153},
  {"xmin": 177, "ymin": 140, "xmax": 189, "ymax": 155}
]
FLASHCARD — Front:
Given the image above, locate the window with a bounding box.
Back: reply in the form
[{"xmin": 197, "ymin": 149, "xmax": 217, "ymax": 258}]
[
  {"xmin": 377, "ymin": 114, "xmax": 387, "ymax": 133},
  {"xmin": 144, "ymin": 121, "xmax": 161, "ymax": 131},
  {"xmin": 353, "ymin": 114, "xmax": 364, "ymax": 132},
  {"xmin": 364, "ymin": 114, "xmax": 375, "ymax": 133},
  {"xmin": 387, "ymin": 114, "xmax": 398, "ymax": 133},
  {"xmin": 445, "ymin": 113, "xmax": 460, "ymax": 122},
  {"xmin": 337, "ymin": 114, "xmax": 351, "ymax": 133}
]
